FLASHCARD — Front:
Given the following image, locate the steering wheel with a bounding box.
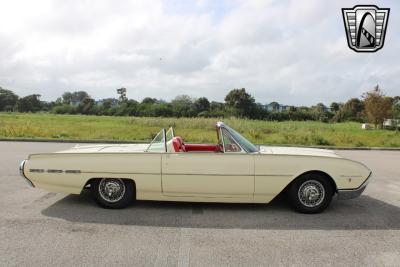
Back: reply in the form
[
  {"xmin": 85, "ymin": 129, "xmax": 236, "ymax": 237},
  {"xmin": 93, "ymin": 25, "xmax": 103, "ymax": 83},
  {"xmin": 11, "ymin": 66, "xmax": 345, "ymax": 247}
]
[{"xmin": 226, "ymin": 144, "xmax": 240, "ymax": 152}]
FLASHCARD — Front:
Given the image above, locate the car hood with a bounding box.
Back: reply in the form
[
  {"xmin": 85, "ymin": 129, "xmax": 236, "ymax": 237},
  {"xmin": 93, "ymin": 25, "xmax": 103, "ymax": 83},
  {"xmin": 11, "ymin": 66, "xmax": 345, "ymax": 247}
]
[
  {"xmin": 56, "ymin": 143, "xmax": 149, "ymax": 153},
  {"xmin": 258, "ymin": 146, "xmax": 341, "ymax": 158}
]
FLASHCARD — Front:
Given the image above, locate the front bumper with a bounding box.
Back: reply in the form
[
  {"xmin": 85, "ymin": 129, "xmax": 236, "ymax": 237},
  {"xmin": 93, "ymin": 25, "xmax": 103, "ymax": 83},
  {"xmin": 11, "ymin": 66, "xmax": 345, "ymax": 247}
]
[
  {"xmin": 19, "ymin": 160, "xmax": 35, "ymax": 187},
  {"xmin": 337, "ymin": 172, "xmax": 371, "ymax": 200}
]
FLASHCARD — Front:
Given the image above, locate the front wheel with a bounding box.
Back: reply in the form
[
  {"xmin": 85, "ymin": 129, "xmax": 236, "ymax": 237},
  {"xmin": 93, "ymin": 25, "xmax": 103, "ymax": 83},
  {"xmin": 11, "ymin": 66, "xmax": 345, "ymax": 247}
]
[
  {"xmin": 92, "ymin": 178, "xmax": 134, "ymax": 209},
  {"xmin": 289, "ymin": 174, "xmax": 333, "ymax": 214}
]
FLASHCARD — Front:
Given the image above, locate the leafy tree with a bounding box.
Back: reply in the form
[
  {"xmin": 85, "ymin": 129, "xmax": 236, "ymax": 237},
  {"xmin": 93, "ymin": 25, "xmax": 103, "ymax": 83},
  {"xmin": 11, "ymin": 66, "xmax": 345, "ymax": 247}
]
[
  {"xmin": 311, "ymin": 103, "xmax": 331, "ymax": 122},
  {"xmin": 40, "ymin": 100, "xmax": 57, "ymax": 112},
  {"xmin": 97, "ymin": 98, "xmax": 118, "ymax": 115},
  {"xmin": 52, "ymin": 104, "xmax": 77, "ymax": 114},
  {"xmin": 6, "ymin": 84, "xmax": 400, "ymax": 124},
  {"xmin": 0, "ymin": 88, "xmax": 19, "ymax": 111},
  {"xmin": 117, "ymin": 88, "xmax": 127, "ymax": 102},
  {"xmin": 121, "ymin": 100, "xmax": 139, "ymax": 116},
  {"xmin": 150, "ymin": 103, "xmax": 173, "ymax": 117},
  {"xmin": 224, "ymin": 88, "xmax": 256, "ymax": 118},
  {"xmin": 141, "ymin": 97, "xmax": 159, "ymax": 105},
  {"xmin": 209, "ymin": 101, "xmax": 225, "ymax": 117},
  {"xmin": 286, "ymin": 106, "xmax": 297, "ymax": 120},
  {"xmin": 62, "ymin": 91, "xmax": 89, "ymax": 105},
  {"xmin": 194, "ymin": 97, "xmax": 210, "ymax": 114},
  {"xmin": 252, "ymin": 103, "xmax": 268, "ymax": 120},
  {"xmin": 268, "ymin": 101, "xmax": 280, "ymax": 111},
  {"xmin": 61, "ymin": 92, "xmax": 73, "ymax": 104},
  {"xmin": 392, "ymin": 96, "xmax": 400, "ymax": 118},
  {"xmin": 362, "ymin": 85, "xmax": 393, "ymax": 128},
  {"xmin": 333, "ymin": 98, "xmax": 365, "ymax": 122},
  {"xmin": 330, "ymin": 102, "xmax": 341, "ymax": 113},
  {"xmin": 16, "ymin": 94, "xmax": 42, "ymax": 112},
  {"xmin": 171, "ymin": 95, "xmax": 195, "ymax": 117},
  {"xmin": 77, "ymin": 97, "xmax": 96, "ymax": 115}
]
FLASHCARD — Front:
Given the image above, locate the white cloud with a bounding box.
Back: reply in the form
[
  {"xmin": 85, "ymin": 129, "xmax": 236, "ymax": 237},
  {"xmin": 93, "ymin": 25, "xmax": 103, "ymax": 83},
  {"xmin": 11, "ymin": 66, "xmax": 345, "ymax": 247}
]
[{"xmin": 0, "ymin": 0, "xmax": 398, "ymax": 105}]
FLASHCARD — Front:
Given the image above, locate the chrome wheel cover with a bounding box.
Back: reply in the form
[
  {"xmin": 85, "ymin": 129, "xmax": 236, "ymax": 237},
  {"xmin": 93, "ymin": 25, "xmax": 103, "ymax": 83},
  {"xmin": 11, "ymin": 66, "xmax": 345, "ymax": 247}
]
[
  {"xmin": 98, "ymin": 178, "xmax": 125, "ymax": 203},
  {"xmin": 297, "ymin": 180, "xmax": 325, "ymax": 208}
]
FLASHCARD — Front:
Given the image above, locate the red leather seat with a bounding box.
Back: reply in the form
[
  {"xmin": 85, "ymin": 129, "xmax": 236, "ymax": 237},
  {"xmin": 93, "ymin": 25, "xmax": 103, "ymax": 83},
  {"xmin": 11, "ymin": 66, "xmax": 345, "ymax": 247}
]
[
  {"xmin": 172, "ymin": 136, "xmax": 186, "ymax": 152},
  {"xmin": 184, "ymin": 144, "xmax": 221, "ymax": 152}
]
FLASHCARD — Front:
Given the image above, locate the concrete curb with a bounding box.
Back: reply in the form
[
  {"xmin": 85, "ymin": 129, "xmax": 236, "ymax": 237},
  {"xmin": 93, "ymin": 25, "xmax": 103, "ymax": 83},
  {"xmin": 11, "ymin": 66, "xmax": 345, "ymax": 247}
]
[{"xmin": 1, "ymin": 138, "xmax": 400, "ymax": 150}]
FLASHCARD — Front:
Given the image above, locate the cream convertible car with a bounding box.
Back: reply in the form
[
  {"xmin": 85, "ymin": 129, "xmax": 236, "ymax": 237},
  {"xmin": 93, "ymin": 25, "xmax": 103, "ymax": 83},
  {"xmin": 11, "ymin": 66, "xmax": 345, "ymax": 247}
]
[{"xmin": 20, "ymin": 122, "xmax": 371, "ymax": 213}]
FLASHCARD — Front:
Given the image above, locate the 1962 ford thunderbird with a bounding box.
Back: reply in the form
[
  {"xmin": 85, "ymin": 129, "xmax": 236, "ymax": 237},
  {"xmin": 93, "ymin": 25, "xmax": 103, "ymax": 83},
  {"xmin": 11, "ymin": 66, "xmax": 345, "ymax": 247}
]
[{"xmin": 19, "ymin": 122, "xmax": 371, "ymax": 213}]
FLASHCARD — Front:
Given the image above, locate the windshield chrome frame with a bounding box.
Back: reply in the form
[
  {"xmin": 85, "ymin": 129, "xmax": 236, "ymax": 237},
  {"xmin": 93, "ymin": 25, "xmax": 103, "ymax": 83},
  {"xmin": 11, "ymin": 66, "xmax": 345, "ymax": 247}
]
[
  {"xmin": 163, "ymin": 128, "xmax": 167, "ymax": 152},
  {"xmin": 217, "ymin": 122, "xmax": 247, "ymax": 153}
]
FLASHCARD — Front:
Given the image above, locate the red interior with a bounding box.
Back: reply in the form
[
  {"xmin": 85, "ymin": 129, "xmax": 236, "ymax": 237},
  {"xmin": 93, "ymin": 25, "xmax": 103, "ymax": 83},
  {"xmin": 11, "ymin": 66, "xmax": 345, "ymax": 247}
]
[
  {"xmin": 172, "ymin": 136, "xmax": 186, "ymax": 152},
  {"xmin": 172, "ymin": 136, "xmax": 221, "ymax": 152}
]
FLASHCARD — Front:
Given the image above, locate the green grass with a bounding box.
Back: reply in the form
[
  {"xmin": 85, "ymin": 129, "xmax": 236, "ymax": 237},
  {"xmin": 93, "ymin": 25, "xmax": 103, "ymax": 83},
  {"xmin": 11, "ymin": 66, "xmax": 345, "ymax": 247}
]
[{"xmin": 0, "ymin": 113, "xmax": 399, "ymax": 148}]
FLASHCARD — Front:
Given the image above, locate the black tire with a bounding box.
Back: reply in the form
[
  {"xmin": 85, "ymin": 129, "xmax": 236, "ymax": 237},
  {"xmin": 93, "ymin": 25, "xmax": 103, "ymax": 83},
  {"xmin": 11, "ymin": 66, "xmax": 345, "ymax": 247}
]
[
  {"xmin": 92, "ymin": 178, "xmax": 134, "ymax": 209},
  {"xmin": 288, "ymin": 173, "xmax": 333, "ymax": 214}
]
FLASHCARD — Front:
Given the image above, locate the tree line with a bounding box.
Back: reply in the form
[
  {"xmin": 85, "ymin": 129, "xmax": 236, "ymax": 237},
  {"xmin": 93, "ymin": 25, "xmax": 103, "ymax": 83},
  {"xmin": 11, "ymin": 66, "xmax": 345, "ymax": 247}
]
[{"xmin": 0, "ymin": 85, "xmax": 399, "ymax": 128}]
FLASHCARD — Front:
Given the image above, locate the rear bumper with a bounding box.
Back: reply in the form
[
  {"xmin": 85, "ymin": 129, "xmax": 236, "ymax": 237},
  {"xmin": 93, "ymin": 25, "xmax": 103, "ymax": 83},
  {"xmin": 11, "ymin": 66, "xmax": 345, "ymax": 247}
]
[
  {"xmin": 337, "ymin": 172, "xmax": 371, "ymax": 200},
  {"xmin": 19, "ymin": 160, "xmax": 35, "ymax": 187}
]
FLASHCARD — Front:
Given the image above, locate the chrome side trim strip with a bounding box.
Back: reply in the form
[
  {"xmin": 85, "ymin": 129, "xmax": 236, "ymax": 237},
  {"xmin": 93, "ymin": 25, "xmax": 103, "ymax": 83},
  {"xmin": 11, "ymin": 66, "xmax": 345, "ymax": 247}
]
[
  {"xmin": 163, "ymin": 173, "xmax": 292, "ymax": 177},
  {"xmin": 164, "ymin": 173, "xmax": 252, "ymax": 176},
  {"xmin": 82, "ymin": 171, "xmax": 291, "ymax": 177},
  {"xmin": 47, "ymin": 169, "xmax": 63, "ymax": 173},
  {"xmin": 29, "ymin": 169, "xmax": 45, "ymax": 173},
  {"xmin": 23, "ymin": 168, "xmax": 292, "ymax": 177},
  {"xmin": 82, "ymin": 171, "xmax": 160, "ymax": 175},
  {"xmin": 65, "ymin": 170, "xmax": 81, "ymax": 174}
]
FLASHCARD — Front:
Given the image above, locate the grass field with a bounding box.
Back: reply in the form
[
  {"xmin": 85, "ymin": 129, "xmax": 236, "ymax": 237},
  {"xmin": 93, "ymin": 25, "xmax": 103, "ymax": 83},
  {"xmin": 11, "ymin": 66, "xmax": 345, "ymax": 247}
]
[{"xmin": 0, "ymin": 113, "xmax": 399, "ymax": 148}]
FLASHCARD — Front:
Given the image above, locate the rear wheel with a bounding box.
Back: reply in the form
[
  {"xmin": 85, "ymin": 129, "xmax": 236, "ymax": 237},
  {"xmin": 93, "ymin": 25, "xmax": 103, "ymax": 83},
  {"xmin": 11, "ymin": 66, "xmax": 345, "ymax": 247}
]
[
  {"xmin": 289, "ymin": 173, "xmax": 333, "ymax": 214},
  {"xmin": 92, "ymin": 178, "xmax": 134, "ymax": 209}
]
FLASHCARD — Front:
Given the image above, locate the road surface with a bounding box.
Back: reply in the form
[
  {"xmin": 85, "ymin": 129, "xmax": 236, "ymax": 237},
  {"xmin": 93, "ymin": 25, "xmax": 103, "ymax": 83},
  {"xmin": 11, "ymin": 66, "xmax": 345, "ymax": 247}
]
[{"xmin": 0, "ymin": 141, "xmax": 399, "ymax": 266}]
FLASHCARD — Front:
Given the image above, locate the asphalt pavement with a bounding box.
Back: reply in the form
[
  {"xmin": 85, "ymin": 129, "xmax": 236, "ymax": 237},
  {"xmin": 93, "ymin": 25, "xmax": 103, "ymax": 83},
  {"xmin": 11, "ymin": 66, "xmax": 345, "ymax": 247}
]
[{"xmin": 0, "ymin": 141, "xmax": 399, "ymax": 266}]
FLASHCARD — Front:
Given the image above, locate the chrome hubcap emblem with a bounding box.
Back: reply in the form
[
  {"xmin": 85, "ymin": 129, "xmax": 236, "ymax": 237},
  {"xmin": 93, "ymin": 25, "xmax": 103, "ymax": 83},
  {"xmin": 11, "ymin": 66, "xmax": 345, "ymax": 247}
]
[
  {"xmin": 298, "ymin": 180, "xmax": 325, "ymax": 208},
  {"xmin": 99, "ymin": 178, "xmax": 125, "ymax": 203}
]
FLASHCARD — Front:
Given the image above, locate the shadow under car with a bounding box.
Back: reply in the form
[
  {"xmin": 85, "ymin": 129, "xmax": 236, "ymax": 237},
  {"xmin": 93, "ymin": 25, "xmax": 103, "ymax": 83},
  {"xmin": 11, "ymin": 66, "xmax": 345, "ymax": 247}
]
[{"xmin": 41, "ymin": 192, "xmax": 400, "ymax": 230}]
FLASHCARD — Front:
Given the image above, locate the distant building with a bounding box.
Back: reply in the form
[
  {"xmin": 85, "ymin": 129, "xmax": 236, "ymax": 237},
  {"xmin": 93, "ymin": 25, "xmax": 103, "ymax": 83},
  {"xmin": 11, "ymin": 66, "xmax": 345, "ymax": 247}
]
[
  {"xmin": 383, "ymin": 119, "xmax": 400, "ymax": 129},
  {"xmin": 321, "ymin": 105, "xmax": 331, "ymax": 113},
  {"xmin": 264, "ymin": 103, "xmax": 290, "ymax": 112},
  {"xmin": 264, "ymin": 102, "xmax": 332, "ymax": 113}
]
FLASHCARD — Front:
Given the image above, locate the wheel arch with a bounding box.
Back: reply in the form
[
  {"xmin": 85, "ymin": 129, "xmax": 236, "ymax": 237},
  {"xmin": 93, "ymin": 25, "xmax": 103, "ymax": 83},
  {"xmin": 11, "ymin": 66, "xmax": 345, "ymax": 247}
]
[
  {"xmin": 291, "ymin": 170, "xmax": 337, "ymax": 192},
  {"xmin": 279, "ymin": 170, "xmax": 337, "ymax": 196}
]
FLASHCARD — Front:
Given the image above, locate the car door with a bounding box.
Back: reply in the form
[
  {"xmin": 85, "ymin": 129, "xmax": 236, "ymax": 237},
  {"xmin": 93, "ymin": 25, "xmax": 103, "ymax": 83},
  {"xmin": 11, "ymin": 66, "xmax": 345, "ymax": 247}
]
[{"xmin": 161, "ymin": 152, "xmax": 254, "ymax": 198}]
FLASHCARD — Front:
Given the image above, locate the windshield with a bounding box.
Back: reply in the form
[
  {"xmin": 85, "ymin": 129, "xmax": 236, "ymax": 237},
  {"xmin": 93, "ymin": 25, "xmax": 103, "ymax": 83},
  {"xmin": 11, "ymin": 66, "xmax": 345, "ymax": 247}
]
[
  {"xmin": 221, "ymin": 128, "xmax": 242, "ymax": 152},
  {"xmin": 145, "ymin": 129, "xmax": 166, "ymax": 152},
  {"xmin": 145, "ymin": 127, "xmax": 174, "ymax": 152},
  {"xmin": 223, "ymin": 124, "xmax": 259, "ymax": 153}
]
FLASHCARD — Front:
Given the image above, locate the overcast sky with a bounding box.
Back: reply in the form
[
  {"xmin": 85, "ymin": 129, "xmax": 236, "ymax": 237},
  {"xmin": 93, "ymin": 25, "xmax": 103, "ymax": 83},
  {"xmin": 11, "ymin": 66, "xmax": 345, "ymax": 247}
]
[{"xmin": 0, "ymin": 0, "xmax": 398, "ymax": 105}]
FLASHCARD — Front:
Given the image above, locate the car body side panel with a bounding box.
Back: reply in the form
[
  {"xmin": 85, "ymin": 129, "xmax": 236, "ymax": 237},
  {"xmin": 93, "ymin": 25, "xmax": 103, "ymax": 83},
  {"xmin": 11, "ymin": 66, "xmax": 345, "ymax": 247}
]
[
  {"xmin": 254, "ymin": 154, "xmax": 371, "ymax": 202},
  {"xmin": 161, "ymin": 153, "xmax": 254, "ymax": 199},
  {"xmin": 23, "ymin": 151, "xmax": 370, "ymax": 204},
  {"xmin": 25, "ymin": 153, "xmax": 162, "ymax": 197}
]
